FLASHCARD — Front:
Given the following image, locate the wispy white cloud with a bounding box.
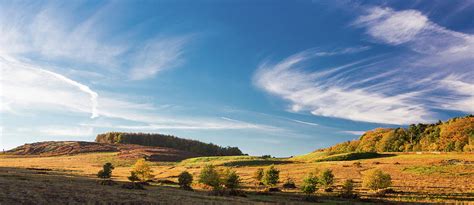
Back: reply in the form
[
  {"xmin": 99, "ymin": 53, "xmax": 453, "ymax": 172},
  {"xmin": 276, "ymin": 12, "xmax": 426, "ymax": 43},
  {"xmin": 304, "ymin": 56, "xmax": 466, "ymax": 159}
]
[
  {"xmin": 0, "ymin": 54, "xmax": 281, "ymax": 133},
  {"xmin": 254, "ymin": 6, "xmax": 473, "ymax": 125},
  {"xmin": 314, "ymin": 46, "xmax": 371, "ymax": 57},
  {"xmin": 289, "ymin": 119, "xmax": 319, "ymax": 127},
  {"xmin": 354, "ymin": 7, "xmax": 428, "ymax": 45},
  {"xmin": 129, "ymin": 37, "xmax": 189, "ymax": 80},
  {"xmin": 254, "ymin": 51, "xmax": 431, "ymax": 125},
  {"xmin": 80, "ymin": 115, "xmax": 284, "ymax": 132},
  {"xmin": 355, "ymin": 6, "xmax": 474, "ymax": 70},
  {"xmin": 0, "ymin": 2, "xmax": 189, "ymax": 80},
  {"xmin": 39, "ymin": 126, "xmax": 94, "ymax": 137},
  {"xmin": 0, "ymin": 55, "xmax": 98, "ymax": 118},
  {"xmin": 438, "ymin": 75, "xmax": 474, "ymax": 113},
  {"xmin": 354, "ymin": 6, "xmax": 474, "ymax": 113}
]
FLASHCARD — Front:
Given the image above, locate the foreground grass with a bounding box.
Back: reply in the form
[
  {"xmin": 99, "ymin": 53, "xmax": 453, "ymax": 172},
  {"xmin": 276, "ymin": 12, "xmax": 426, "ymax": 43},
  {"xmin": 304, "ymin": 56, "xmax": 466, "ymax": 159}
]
[{"xmin": 1, "ymin": 152, "xmax": 473, "ymax": 203}]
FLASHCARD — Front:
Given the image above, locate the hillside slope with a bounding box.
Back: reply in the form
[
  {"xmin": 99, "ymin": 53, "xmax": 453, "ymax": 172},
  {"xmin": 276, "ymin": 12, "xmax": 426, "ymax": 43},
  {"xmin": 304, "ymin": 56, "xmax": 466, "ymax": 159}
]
[
  {"xmin": 322, "ymin": 115, "xmax": 474, "ymax": 154},
  {"xmin": 7, "ymin": 141, "xmax": 199, "ymax": 162}
]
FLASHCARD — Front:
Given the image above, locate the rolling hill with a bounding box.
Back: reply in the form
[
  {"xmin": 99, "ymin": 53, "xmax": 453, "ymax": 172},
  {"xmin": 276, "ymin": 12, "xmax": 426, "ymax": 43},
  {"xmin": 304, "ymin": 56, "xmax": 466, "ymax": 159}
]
[{"xmin": 6, "ymin": 141, "xmax": 199, "ymax": 162}]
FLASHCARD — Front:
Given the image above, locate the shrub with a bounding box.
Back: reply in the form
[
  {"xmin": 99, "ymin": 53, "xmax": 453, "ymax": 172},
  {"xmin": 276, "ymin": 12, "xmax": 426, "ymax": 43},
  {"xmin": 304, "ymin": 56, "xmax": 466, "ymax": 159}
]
[
  {"xmin": 301, "ymin": 172, "xmax": 319, "ymax": 195},
  {"xmin": 282, "ymin": 176, "xmax": 297, "ymax": 189},
  {"xmin": 341, "ymin": 179, "xmax": 356, "ymax": 198},
  {"xmin": 131, "ymin": 159, "xmax": 155, "ymax": 182},
  {"xmin": 262, "ymin": 165, "xmax": 280, "ymax": 187},
  {"xmin": 319, "ymin": 169, "xmax": 334, "ymax": 191},
  {"xmin": 362, "ymin": 169, "xmax": 392, "ymax": 191},
  {"xmin": 253, "ymin": 168, "xmax": 264, "ymax": 184},
  {"xmin": 222, "ymin": 169, "xmax": 240, "ymax": 191},
  {"xmin": 199, "ymin": 164, "xmax": 221, "ymax": 190},
  {"xmin": 178, "ymin": 171, "xmax": 193, "ymax": 190},
  {"xmin": 97, "ymin": 162, "xmax": 114, "ymax": 179}
]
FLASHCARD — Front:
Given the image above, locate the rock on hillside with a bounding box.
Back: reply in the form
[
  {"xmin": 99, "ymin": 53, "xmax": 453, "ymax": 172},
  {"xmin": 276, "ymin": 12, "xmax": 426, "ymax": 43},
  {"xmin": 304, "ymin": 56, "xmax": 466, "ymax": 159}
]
[{"xmin": 7, "ymin": 141, "xmax": 199, "ymax": 162}]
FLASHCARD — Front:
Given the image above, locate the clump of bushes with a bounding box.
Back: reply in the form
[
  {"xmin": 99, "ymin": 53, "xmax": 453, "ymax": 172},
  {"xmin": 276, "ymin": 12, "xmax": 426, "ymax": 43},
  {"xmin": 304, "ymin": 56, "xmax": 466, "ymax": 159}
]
[
  {"xmin": 263, "ymin": 165, "xmax": 280, "ymax": 189},
  {"xmin": 198, "ymin": 165, "xmax": 243, "ymax": 196},
  {"xmin": 319, "ymin": 169, "xmax": 334, "ymax": 192},
  {"xmin": 222, "ymin": 169, "xmax": 241, "ymax": 195},
  {"xmin": 301, "ymin": 172, "xmax": 319, "ymax": 201},
  {"xmin": 341, "ymin": 179, "xmax": 357, "ymax": 198},
  {"xmin": 362, "ymin": 169, "xmax": 392, "ymax": 194},
  {"xmin": 199, "ymin": 164, "xmax": 222, "ymax": 192},
  {"xmin": 178, "ymin": 171, "xmax": 193, "ymax": 190}
]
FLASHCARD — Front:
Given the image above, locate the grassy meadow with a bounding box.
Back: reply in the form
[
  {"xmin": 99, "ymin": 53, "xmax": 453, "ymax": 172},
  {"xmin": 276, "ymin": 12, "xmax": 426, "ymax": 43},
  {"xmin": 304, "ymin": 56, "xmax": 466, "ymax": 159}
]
[{"xmin": 0, "ymin": 152, "xmax": 473, "ymax": 204}]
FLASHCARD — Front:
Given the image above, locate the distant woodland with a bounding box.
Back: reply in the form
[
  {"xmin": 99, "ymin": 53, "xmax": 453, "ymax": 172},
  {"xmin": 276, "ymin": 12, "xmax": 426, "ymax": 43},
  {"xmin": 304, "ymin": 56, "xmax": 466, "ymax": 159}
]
[
  {"xmin": 322, "ymin": 115, "xmax": 474, "ymax": 153},
  {"xmin": 96, "ymin": 132, "xmax": 244, "ymax": 156}
]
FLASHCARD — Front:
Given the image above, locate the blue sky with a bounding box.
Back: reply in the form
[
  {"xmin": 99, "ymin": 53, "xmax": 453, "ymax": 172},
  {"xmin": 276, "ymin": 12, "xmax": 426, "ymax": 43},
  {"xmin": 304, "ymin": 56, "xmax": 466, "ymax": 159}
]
[{"xmin": 0, "ymin": 0, "xmax": 473, "ymax": 156}]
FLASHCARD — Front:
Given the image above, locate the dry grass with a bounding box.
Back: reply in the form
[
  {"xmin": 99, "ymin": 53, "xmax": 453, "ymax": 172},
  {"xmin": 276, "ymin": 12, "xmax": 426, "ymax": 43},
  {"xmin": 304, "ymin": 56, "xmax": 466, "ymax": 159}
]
[{"xmin": 1, "ymin": 152, "xmax": 473, "ymax": 204}]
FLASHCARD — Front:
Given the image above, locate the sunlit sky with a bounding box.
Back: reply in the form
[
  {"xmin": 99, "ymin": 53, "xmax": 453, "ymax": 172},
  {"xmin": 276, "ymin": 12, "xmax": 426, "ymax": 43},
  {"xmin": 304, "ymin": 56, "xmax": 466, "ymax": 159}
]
[{"xmin": 1, "ymin": 0, "xmax": 473, "ymax": 156}]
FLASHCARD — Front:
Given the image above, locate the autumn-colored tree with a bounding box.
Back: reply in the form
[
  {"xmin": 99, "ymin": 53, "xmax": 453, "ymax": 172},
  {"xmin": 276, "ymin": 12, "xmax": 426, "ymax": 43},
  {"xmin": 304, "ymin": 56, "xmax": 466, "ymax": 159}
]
[
  {"xmin": 438, "ymin": 117, "xmax": 473, "ymax": 151},
  {"xmin": 362, "ymin": 169, "xmax": 391, "ymax": 191},
  {"xmin": 131, "ymin": 159, "xmax": 154, "ymax": 182},
  {"xmin": 322, "ymin": 115, "xmax": 473, "ymax": 153}
]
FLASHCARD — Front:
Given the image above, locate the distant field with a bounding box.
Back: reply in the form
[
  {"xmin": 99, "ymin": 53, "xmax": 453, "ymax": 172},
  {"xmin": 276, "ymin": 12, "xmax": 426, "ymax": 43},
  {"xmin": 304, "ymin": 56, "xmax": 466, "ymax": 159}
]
[{"xmin": 0, "ymin": 152, "xmax": 473, "ymax": 204}]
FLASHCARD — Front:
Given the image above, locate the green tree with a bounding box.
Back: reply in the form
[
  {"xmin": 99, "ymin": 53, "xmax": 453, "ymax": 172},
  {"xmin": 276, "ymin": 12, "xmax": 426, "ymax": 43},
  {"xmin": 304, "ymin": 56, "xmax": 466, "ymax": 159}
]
[
  {"xmin": 178, "ymin": 171, "xmax": 193, "ymax": 190},
  {"xmin": 263, "ymin": 165, "xmax": 280, "ymax": 187},
  {"xmin": 97, "ymin": 162, "xmax": 114, "ymax": 179},
  {"xmin": 301, "ymin": 172, "xmax": 319, "ymax": 195},
  {"xmin": 198, "ymin": 164, "xmax": 221, "ymax": 190},
  {"xmin": 222, "ymin": 169, "xmax": 240, "ymax": 191},
  {"xmin": 319, "ymin": 169, "xmax": 334, "ymax": 190}
]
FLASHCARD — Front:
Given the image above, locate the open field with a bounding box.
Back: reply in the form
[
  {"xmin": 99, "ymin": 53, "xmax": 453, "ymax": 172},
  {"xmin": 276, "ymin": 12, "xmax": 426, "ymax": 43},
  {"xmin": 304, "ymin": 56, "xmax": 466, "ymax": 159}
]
[{"xmin": 1, "ymin": 152, "xmax": 473, "ymax": 204}]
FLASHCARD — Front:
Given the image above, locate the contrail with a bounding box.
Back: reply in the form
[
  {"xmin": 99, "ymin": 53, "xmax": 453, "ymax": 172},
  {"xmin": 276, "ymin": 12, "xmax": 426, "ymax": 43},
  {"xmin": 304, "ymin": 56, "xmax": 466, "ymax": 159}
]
[
  {"xmin": 0, "ymin": 55, "xmax": 99, "ymax": 118},
  {"xmin": 37, "ymin": 68, "xmax": 99, "ymax": 118}
]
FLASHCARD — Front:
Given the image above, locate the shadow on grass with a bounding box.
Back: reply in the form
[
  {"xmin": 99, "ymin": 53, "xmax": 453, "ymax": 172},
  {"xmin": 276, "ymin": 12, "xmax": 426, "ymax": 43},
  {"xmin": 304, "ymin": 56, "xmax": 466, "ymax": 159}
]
[
  {"xmin": 221, "ymin": 160, "xmax": 293, "ymax": 167},
  {"xmin": 316, "ymin": 152, "xmax": 396, "ymax": 162}
]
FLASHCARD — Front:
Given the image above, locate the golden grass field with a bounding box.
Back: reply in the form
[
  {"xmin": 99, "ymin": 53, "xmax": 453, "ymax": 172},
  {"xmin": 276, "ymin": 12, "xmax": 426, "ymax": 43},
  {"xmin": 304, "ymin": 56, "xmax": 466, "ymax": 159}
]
[{"xmin": 1, "ymin": 152, "xmax": 473, "ymax": 204}]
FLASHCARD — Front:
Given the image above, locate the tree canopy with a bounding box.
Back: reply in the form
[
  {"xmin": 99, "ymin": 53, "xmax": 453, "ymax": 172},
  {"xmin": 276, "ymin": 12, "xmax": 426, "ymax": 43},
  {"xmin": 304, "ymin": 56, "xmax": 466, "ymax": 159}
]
[
  {"xmin": 321, "ymin": 115, "xmax": 474, "ymax": 153},
  {"xmin": 96, "ymin": 132, "xmax": 243, "ymax": 156}
]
